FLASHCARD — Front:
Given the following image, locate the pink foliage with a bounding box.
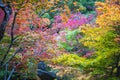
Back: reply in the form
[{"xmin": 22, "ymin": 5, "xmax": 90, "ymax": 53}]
[
  {"xmin": 83, "ymin": 52, "xmax": 94, "ymax": 58},
  {"xmin": 53, "ymin": 13, "xmax": 94, "ymax": 30}
]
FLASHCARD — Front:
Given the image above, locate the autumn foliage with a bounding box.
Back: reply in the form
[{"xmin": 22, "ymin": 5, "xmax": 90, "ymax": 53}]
[{"xmin": 0, "ymin": 0, "xmax": 120, "ymax": 80}]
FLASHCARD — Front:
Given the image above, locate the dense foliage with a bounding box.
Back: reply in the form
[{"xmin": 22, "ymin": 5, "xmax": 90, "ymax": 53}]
[{"xmin": 0, "ymin": 0, "xmax": 120, "ymax": 80}]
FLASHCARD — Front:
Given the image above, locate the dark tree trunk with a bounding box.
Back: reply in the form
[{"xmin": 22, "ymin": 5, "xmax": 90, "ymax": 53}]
[
  {"xmin": 116, "ymin": 66, "xmax": 120, "ymax": 77},
  {"xmin": 115, "ymin": 54, "xmax": 120, "ymax": 77},
  {"xmin": 0, "ymin": 8, "xmax": 5, "ymax": 40},
  {"xmin": 0, "ymin": 0, "xmax": 5, "ymax": 41},
  {"xmin": 0, "ymin": 1, "xmax": 12, "ymax": 41}
]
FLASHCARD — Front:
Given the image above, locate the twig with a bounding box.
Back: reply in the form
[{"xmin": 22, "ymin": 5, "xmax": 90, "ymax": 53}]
[
  {"xmin": 7, "ymin": 62, "xmax": 20, "ymax": 80},
  {"xmin": 7, "ymin": 66, "xmax": 15, "ymax": 80},
  {"xmin": 4, "ymin": 63, "xmax": 8, "ymax": 80},
  {"xmin": 2, "ymin": 48, "xmax": 22, "ymax": 67}
]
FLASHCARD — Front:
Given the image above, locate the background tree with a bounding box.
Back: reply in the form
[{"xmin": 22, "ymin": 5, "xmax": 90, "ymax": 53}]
[{"xmin": 80, "ymin": 0, "xmax": 120, "ymax": 79}]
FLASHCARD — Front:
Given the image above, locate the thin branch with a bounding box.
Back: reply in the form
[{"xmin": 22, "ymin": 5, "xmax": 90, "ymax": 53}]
[
  {"xmin": 11, "ymin": 12, "xmax": 17, "ymax": 41},
  {"xmin": 4, "ymin": 63, "xmax": 8, "ymax": 80},
  {"xmin": 7, "ymin": 62, "xmax": 20, "ymax": 80},
  {"xmin": 2, "ymin": 48, "xmax": 22, "ymax": 67},
  {"xmin": 7, "ymin": 66, "xmax": 15, "ymax": 80},
  {"xmin": 0, "ymin": 12, "xmax": 17, "ymax": 66}
]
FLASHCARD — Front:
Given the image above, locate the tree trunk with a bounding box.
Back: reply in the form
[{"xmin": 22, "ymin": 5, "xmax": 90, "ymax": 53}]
[
  {"xmin": 115, "ymin": 54, "xmax": 120, "ymax": 77},
  {"xmin": 116, "ymin": 66, "xmax": 120, "ymax": 77}
]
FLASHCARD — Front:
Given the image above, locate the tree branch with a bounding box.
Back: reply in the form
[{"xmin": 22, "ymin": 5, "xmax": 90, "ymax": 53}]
[
  {"xmin": 0, "ymin": 12, "xmax": 17, "ymax": 66},
  {"xmin": 2, "ymin": 47, "xmax": 22, "ymax": 67}
]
